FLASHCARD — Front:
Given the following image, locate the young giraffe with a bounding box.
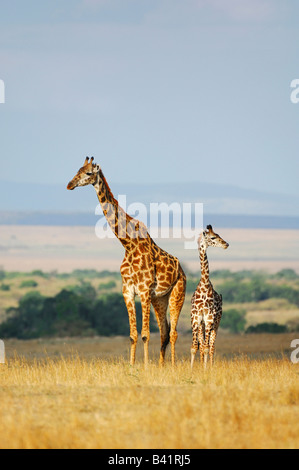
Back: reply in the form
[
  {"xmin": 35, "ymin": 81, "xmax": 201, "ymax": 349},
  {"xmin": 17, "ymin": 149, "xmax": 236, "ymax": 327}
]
[
  {"xmin": 67, "ymin": 157, "xmax": 186, "ymax": 367},
  {"xmin": 190, "ymin": 225, "xmax": 229, "ymax": 369}
]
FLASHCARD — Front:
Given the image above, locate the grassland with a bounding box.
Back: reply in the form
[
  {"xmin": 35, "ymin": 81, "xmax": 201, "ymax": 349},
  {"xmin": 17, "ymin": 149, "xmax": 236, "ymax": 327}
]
[
  {"xmin": 1, "ymin": 334, "xmax": 298, "ymax": 449},
  {"xmin": 0, "ymin": 225, "xmax": 299, "ymax": 449}
]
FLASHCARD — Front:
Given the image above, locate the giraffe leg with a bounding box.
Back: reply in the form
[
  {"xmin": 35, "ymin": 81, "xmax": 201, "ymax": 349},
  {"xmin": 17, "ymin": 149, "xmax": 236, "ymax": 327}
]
[
  {"xmin": 151, "ymin": 294, "xmax": 170, "ymax": 366},
  {"xmin": 168, "ymin": 270, "xmax": 186, "ymax": 366},
  {"xmin": 209, "ymin": 329, "xmax": 217, "ymax": 366},
  {"xmin": 209, "ymin": 306, "xmax": 222, "ymax": 366},
  {"xmin": 202, "ymin": 322, "xmax": 212, "ymax": 368},
  {"xmin": 198, "ymin": 321, "xmax": 205, "ymax": 365},
  {"xmin": 190, "ymin": 322, "xmax": 198, "ymax": 370},
  {"xmin": 191, "ymin": 307, "xmax": 202, "ymax": 370},
  {"xmin": 140, "ymin": 292, "xmax": 152, "ymax": 367},
  {"xmin": 122, "ymin": 285, "xmax": 138, "ymax": 366}
]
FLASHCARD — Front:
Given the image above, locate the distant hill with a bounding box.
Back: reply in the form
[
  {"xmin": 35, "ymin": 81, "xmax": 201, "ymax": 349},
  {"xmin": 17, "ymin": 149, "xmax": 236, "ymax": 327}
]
[
  {"xmin": 0, "ymin": 210, "xmax": 298, "ymax": 229},
  {"xmin": 0, "ymin": 179, "xmax": 298, "ymax": 229}
]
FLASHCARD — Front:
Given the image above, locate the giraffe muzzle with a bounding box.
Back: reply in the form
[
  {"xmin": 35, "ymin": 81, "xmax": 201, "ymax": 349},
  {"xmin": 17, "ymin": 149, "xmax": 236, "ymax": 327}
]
[{"xmin": 67, "ymin": 181, "xmax": 75, "ymax": 190}]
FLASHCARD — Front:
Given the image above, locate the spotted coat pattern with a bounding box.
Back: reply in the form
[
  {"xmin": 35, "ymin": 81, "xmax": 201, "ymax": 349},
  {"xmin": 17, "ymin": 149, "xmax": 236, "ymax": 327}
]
[
  {"xmin": 190, "ymin": 225, "xmax": 229, "ymax": 369},
  {"xmin": 67, "ymin": 157, "xmax": 186, "ymax": 366}
]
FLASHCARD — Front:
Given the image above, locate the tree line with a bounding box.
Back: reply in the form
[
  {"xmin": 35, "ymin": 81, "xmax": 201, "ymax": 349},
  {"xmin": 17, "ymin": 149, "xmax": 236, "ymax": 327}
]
[
  {"xmin": 0, "ymin": 268, "xmax": 298, "ymax": 338},
  {"xmin": 0, "ymin": 282, "xmax": 158, "ymax": 339}
]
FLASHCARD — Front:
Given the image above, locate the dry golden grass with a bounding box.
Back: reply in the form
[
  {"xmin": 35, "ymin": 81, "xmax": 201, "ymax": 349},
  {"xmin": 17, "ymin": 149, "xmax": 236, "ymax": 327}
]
[{"xmin": 0, "ymin": 335, "xmax": 298, "ymax": 449}]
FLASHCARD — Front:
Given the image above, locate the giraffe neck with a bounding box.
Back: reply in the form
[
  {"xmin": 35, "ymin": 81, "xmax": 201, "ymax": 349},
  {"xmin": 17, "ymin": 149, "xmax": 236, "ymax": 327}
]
[
  {"xmin": 93, "ymin": 169, "xmax": 148, "ymax": 250},
  {"xmin": 199, "ymin": 242, "xmax": 210, "ymax": 288}
]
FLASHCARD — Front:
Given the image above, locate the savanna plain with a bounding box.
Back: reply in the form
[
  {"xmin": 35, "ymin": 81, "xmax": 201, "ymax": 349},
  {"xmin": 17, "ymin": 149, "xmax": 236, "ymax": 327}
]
[
  {"xmin": 1, "ymin": 336, "xmax": 299, "ymax": 449},
  {"xmin": 0, "ymin": 226, "xmax": 299, "ymax": 449}
]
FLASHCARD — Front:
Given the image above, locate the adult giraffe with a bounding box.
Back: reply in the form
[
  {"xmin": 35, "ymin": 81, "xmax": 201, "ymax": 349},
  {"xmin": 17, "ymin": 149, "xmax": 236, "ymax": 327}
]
[{"xmin": 67, "ymin": 157, "xmax": 186, "ymax": 367}]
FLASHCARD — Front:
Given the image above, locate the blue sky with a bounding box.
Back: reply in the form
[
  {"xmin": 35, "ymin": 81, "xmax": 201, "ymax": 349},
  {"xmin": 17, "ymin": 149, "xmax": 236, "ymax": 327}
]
[{"xmin": 1, "ymin": 0, "xmax": 299, "ymax": 199}]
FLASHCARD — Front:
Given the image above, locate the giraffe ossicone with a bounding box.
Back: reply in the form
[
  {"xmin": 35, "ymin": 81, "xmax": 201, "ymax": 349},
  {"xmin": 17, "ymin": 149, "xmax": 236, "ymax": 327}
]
[{"xmin": 67, "ymin": 156, "xmax": 186, "ymax": 367}]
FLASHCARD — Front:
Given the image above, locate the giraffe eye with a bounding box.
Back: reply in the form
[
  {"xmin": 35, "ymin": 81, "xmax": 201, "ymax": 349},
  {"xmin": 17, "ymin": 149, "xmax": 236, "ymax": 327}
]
[
  {"xmin": 210, "ymin": 236, "xmax": 216, "ymax": 240},
  {"xmin": 86, "ymin": 172, "xmax": 92, "ymax": 176}
]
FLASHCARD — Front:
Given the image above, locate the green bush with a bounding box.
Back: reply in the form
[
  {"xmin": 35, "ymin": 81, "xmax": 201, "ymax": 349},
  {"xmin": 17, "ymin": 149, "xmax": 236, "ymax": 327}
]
[
  {"xmin": 0, "ymin": 287, "xmax": 158, "ymax": 339},
  {"xmin": 29, "ymin": 270, "xmax": 48, "ymax": 278},
  {"xmin": 245, "ymin": 322, "xmax": 288, "ymax": 334},
  {"xmin": 67, "ymin": 281, "xmax": 97, "ymax": 302},
  {"xmin": 219, "ymin": 278, "xmax": 299, "ymax": 306},
  {"xmin": 220, "ymin": 308, "xmax": 246, "ymax": 334},
  {"xmin": 1, "ymin": 291, "xmax": 46, "ymax": 338},
  {"xmin": 19, "ymin": 279, "xmax": 38, "ymax": 288},
  {"xmin": 71, "ymin": 269, "xmax": 121, "ymax": 280},
  {"xmin": 211, "ymin": 269, "xmax": 233, "ymax": 279},
  {"xmin": 273, "ymin": 269, "xmax": 298, "ymax": 280},
  {"xmin": 98, "ymin": 280, "xmax": 117, "ymax": 290},
  {"xmin": 0, "ymin": 283, "xmax": 10, "ymax": 291}
]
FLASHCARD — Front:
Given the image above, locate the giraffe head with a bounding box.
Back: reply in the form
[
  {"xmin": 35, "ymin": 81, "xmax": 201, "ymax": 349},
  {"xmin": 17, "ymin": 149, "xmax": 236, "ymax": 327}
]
[
  {"xmin": 67, "ymin": 157, "xmax": 100, "ymax": 190},
  {"xmin": 199, "ymin": 225, "xmax": 229, "ymax": 250}
]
